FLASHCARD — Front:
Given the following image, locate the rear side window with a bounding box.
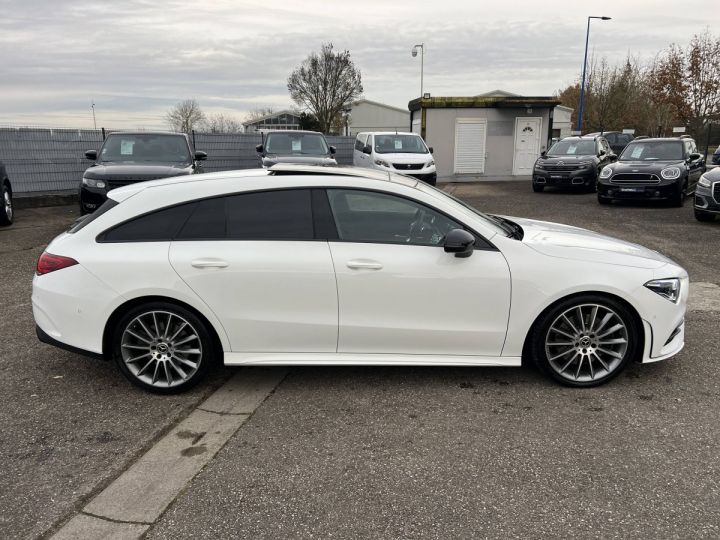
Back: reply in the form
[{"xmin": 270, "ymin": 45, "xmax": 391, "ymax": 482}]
[
  {"xmin": 225, "ymin": 190, "xmax": 313, "ymax": 240},
  {"xmin": 100, "ymin": 203, "xmax": 195, "ymax": 242}
]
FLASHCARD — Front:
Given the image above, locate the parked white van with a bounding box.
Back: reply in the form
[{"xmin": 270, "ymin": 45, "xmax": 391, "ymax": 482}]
[{"xmin": 353, "ymin": 132, "xmax": 437, "ymax": 185}]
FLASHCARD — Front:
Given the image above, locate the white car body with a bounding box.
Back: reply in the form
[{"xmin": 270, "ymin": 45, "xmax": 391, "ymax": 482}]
[
  {"xmin": 353, "ymin": 132, "xmax": 437, "ymax": 182},
  {"xmin": 32, "ymin": 166, "xmax": 687, "ymax": 387}
]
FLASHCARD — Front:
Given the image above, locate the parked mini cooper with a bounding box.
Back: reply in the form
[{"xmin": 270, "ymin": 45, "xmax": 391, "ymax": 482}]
[
  {"xmin": 81, "ymin": 131, "xmax": 207, "ymax": 214},
  {"xmin": 694, "ymin": 167, "xmax": 720, "ymax": 222},
  {"xmin": 597, "ymin": 137, "xmax": 705, "ymax": 206}
]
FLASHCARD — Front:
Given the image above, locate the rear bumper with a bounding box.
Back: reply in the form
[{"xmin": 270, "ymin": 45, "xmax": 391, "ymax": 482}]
[{"xmin": 36, "ymin": 325, "xmax": 104, "ymax": 360}]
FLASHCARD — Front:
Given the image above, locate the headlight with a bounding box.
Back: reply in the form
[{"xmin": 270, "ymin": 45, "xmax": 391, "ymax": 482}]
[
  {"xmin": 535, "ymin": 162, "xmax": 544, "ymax": 169},
  {"xmin": 426, "ymin": 160, "xmax": 435, "ymax": 168},
  {"xmin": 599, "ymin": 167, "xmax": 613, "ymax": 179},
  {"xmin": 82, "ymin": 177, "xmax": 106, "ymax": 189},
  {"xmin": 374, "ymin": 159, "xmax": 391, "ymax": 168},
  {"xmin": 660, "ymin": 167, "xmax": 681, "ymax": 180},
  {"xmin": 645, "ymin": 278, "xmax": 681, "ymax": 303},
  {"xmin": 698, "ymin": 174, "xmax": 711, "ymax": 188}
]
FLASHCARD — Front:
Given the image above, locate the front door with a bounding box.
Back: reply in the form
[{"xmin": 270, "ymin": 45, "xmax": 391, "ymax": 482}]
[
  {"xmin": 325, "ymin": 188, "xmax": 511, "ymax": 356},
  {"xmin": 512, "ymin": 117, "xmax": 542, "ymax": 175}
]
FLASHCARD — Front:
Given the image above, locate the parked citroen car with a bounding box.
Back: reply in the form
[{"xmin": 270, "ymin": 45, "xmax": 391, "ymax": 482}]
[
  {"xmin": 33, "ymin": 165, "xmax": 687, "ymax": 393},
  {"xmin": 585, "ymin": 131, "xmax": 634, "ymax": 155},
  {"xmin": 532, "ymin": 135, "xmax": 615, "ymax": 192},
  {"xmin": 597, "ymin": 137, "xmax": 705, "ymax": 206},
  {"xmin": 0, "ymin": 160, "xmax": 12, "ymax": 226},
  {"xmin": 694, "ymin": 167, "xmax": 720, "ymax": 221},
  {"xmin": 255, "ymin": 130, "xmax": 337, "ymax": 168},
  {"xmin": 80, "ymin": 131, "xmax": 207, "ymax": 214},
  {"xmin": 353, "ymin": 132, "xmax": 437, "ymax": 185}
]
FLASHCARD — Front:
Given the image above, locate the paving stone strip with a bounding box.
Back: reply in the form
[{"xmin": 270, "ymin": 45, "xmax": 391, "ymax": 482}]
[{"xmin": 50, "ymin": 368, "xmax": 287, "ymax": 540}]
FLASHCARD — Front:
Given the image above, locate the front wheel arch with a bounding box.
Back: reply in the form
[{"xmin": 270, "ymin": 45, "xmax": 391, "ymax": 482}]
[
  {"xmin": 521, "ymin": 291, "xmax": 645, "ymax": 366},
  {"xmin": 102, "ymin": 296, "xmax": 225, "ymax": 364}
]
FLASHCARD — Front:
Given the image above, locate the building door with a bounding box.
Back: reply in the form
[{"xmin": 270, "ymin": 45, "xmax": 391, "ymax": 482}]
[
  {"xmin": 512, "ymin": 117, "xmax": 542, "ymax": 175},
  {"xmin": 454, "ymin": 118, "xmax": 487, "ymax": 174}
]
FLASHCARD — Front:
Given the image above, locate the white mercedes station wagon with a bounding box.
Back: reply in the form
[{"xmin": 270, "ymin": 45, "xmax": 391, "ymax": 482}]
[{"xmin": 33, "ymin": 165, "xmax": 688, "ymax": 393}]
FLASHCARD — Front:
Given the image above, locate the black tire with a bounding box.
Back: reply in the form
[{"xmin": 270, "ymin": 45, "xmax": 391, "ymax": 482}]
[
  {"xmin": 695, "ymin": 209, "xmax": 715, "ymax": 222},
  {"xmin": 0, "ymin": 183, "xmax": 13, "ymax": 226},
  {"xmin": 532, "ymin": 183, "xmax": 544, "ymax": 193},
  {"xmin": 112, "ymin": 302, "xmax": 215, "ymax": 394},
  {"xmin": 671, "ymin": 181, "xmax": 686, "ymax": 207},
  {"xmin": 598, "ymin": 194, "xmax": 611, "ymax": 205},
  {"xmin": 529, "ymin": 294, "xmax": 639, "ymax": 388}
]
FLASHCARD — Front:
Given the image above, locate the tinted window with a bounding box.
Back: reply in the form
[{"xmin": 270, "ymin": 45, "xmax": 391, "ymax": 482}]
[
  {"xmin": 354, "ymin": 136, "xmax": 365, "ymax": 151},
  {"xmin": 177, "ymin": 197, "xmax": 226, "ymax": 240},
  {"xmin": 69, "ymin": 199, "xmax": 118, "ymax": 233},
  {"xmin": 101, "ymin": 203, "xmax": 195, "ymax": 242},
  {"xmin": 226, "ymin": 190, "xmax": 313, "ymax": 240},
  {"xmin": 327, "ymin": 189, "xmax": 461, "ymax": 246}
]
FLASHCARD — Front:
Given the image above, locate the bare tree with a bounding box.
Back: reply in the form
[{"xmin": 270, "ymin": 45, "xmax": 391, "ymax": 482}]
[
  {"xmin": 287, "ymin": 43, "xmax": 362, "ymax": 133},
  {"xmin": 201, "ymin": 113, "xmax": 244, "ymax": 133},
  {"xmin": 243, "ymin": 107, "xmax": 277, "ymax": 123},
  {"xmin": 166, "ymin": 99, "xmax": 205, "ymax": 133}
]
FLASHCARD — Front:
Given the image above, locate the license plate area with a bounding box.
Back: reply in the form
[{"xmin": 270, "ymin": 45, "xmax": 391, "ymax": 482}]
[{"xmin": 620, "ymin": 187, "xmax": 644, "ymax": 193}]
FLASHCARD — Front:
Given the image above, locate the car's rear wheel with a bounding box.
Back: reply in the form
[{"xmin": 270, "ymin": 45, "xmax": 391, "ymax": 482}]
[
  {"xmin": 113, "ymin": 302, "xmax": 214, "ymax": 394},
  {"xmin": 532, "ymin": 183, "xmax": 544, "ymax": 193},
  {"xmin": 530, "ymin": 295, "xmax": 639, "ymax": 387},
  {"xmin": 695, "ymin": 209, "xmax": 715, "ymax": 222},
  {"xmin": 0, "ymin": 183, "xmax": 13, "ymax": 226}
]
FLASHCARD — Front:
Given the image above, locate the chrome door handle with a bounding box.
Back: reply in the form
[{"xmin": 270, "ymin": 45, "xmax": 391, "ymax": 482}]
[
  {"xmin": 191, "ymin": 258, "xmax": 229, "ymax": 269},
  {"xmin": 346, "ymin": 259, "xmax": 383, "ymax": 270}
]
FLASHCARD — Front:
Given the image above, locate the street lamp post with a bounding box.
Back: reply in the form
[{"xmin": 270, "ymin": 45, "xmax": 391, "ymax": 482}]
[
  {"xmin": 411, "ymin": 43, "xmax": 424, "ymax": 98},
  {"xmin": 577, "ymin": 16, "xmax": 611, "ymax": 132}
]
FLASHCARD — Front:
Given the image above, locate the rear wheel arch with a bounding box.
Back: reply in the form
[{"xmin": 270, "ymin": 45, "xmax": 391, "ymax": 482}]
[
  {"xmin": 521, "ymin": 290, "xmax": 645, "ymax": 365},
  {"xmin": 102, "ymin": 295, "xmax": 225, "ymax": 363}
]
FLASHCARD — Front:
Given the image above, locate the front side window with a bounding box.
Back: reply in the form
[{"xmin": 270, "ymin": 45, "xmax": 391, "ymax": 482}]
[
  {"xmin": 354, "ymin": 135, "xmax": 367, "ymax": 151},
  {"xmin": 99, "ymin": 134, "xmax": 191, "ymax": 163},
  {"xmin": 547, "ymin": 139, "xmax": 597, "ymax": 156},
  {"xmin": 373, "ymin": 134, "xmax": 429, "ymax": 154},
  {"xmin": 327, "ymin": 189, "xmax": 461, "ymax": 246},
  {"xmin": 264, "ymin": 133, "xmax": 329, "ymax": 156}
]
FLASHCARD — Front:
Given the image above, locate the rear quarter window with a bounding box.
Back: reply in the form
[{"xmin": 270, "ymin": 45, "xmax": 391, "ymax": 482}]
[{"xmin": 98, "ymin": 203, "xmax": 195, "ymax": 242}]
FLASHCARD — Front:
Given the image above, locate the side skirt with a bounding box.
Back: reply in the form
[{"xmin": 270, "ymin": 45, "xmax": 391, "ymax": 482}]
[{"xmin": 224, "ymin": 352, "xmax": 522, "ymax": 367}]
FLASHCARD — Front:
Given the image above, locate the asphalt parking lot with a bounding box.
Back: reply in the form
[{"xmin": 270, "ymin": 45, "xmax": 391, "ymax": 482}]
[{"xmin": 2, "ymin": 182, "xmax": 720, "ymax": 539}]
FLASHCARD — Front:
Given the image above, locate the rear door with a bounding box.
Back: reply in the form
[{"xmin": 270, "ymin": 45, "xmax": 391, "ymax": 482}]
[{"xmin": 169, "ymin": 189, "xmax": 338, "ymax": 353}]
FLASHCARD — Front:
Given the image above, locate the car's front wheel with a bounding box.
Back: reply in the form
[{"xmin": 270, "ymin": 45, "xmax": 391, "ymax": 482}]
[
  {"xmin": 0, "ymin": 183, "xmax": 13, "ymax": 226},
  {"xmin": 598, "ymin": 194, "xmax": 611, "ymax": 205},
  {"xmin": 530, "ymin": 295, "xmax": 639, "ymax": 387},
  {"xmin": 112, "ymin": 302, "xmax": 215, "ymax": 393},
  {"xmin": 532, "ymin": 183, "xmax": 544, "ymax": 193},
  {"xmin": 671, "ymin": 181, "xmax": 687, "ymax": 207}
]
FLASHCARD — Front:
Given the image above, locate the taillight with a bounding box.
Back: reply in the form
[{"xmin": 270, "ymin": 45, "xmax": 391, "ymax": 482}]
[{"xmin": 36, "ymin": 252, "xmax": 79, "ymax": 275}]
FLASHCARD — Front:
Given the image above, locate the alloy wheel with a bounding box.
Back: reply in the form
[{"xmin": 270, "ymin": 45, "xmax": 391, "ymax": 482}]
[
  {"xmin": 544, "ymin": 304, "xmax": 629, "ymax": 383},
  {"xmin": 120, "ymin": 310, "xmax": 202, "ymax": 388}
]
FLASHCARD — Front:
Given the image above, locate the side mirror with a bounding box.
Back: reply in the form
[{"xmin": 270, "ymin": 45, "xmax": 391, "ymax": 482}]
[
  {"xmin": 428, "ymin": 147, "xmax": 434, "ymax": 154},
  {"xmin": 255, "ymin": 144, "xmax": 264, "ymax": 153},
  {"xmin": 84, "ymin": 150, "xmax": 98, "ymax": 161},
  {"xmin": 194, "ymin": 151, "xmax": 207, "ymax": 161},
  {"xmin": 329, "ymin": 145, "xmax": 336, "ymax": 155},
  {"xmin": 689, "ymin": 152, "xmax": 702, "ymax": 161},
  {"xmin": 443, "ymin": 229, "xmax": 475, "ymax": 258},
  {"xmin": 540, "ymin": 150, "xmax": 547, "ymax": 157},
  {"xmin": 362, "ymin": 145, "xmax": 372, "ymax": 155}
]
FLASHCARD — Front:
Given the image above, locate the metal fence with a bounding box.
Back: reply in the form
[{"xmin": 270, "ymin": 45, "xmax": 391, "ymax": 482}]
[{"xmin": 0, "ymin": 128, "xmax": 355, "ymax": 194}]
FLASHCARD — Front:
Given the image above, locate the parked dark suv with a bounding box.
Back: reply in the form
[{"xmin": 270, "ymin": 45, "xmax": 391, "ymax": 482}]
[
  {"xmin": 0, "ymin": 160, "xmax": 12, "ymax": 226},
  {"xmin": 585, "ymin": 131, "xmax": 634, "ymax": 155},
  {"xmin": 532, "ymin": 135, "xmax": 615, "ymax": 192},
  {"xmin": 255, "ymin": 130, "xmax": 337, "ymax": 168},
  {"xmin": 80, "ymin": 131, "xmax": 207, "ymax": 214},
  {"xmin": 712, "ymin": 145, "xmax": 720, "ymax": 166},
  {"xmin": 597, "ymin": 136, "xmax": 705, "ymax": 206},
  {"xmin": 694, "ymin": 166, "xmax": 720, "ymax": 221}
]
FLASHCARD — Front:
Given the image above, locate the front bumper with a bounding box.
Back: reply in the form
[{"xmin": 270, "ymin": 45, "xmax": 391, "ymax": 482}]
[
  {"xmin": 533, "ymin": 168, "xmax": 597, "ymax": 187},
  {"xmin": 637, "ymin": 274, "xmax": 689, "ymax": 363},
  {"xmin": 598, "ymin": 177, "xmax": 681, "ymax": 200},
  {"xmin": 80, "ymin": 185, "xmax": 108, "ymax": 212},
  {"xmin": 694, "ymin": 183, "xmax": 720, "ymax": 213}
]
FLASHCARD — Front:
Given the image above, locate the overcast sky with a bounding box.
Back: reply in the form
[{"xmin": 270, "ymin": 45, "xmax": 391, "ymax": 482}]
[{"xmin": 0, "ymin": 0, "xmax": 715, "ymax": 129}]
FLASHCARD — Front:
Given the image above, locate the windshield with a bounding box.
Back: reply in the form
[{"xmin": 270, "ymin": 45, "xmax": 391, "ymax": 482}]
[
  {"xmin": 374, "ymin": 134, "xmax": 429, "ymax": 154},
  {"xmin": 620, "ymin": 141, "xmax": 683, "ymax": 161},
  {"xmin": 99, "ymin": 134, "xmax": 191, "ymax": 163},
  {"xmin": 547, "ymin": 139, "xmax": 596, "ymax": 156},
  {"xmin": 265, "ymin": 133, "xmax": 329, "ymax": 155}
]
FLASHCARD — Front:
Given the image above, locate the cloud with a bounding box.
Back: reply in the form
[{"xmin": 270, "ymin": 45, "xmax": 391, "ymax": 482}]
[{"xmin": 0, "ymin": 0, "xmax": 714, "ymax": 128}]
